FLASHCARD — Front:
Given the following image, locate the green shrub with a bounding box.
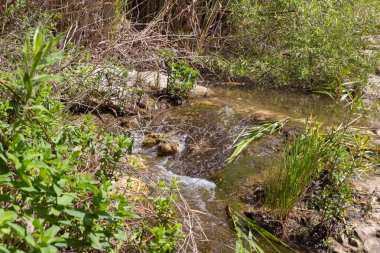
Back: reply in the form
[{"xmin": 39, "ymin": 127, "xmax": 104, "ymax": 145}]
[
  {"xmin": 162, "ymin": 51, "xmax": 199, "ymax": 99},
  {"xmin": 0, "ymin": 27, "xmax": 138, "ymax": 252},
  {"xmin": 217, "ymin": 0, "xmax": 380, "ymax": 91},
  {"xmin": 0, "ymin": 28, "xmax": 185, "ymax": 252}
]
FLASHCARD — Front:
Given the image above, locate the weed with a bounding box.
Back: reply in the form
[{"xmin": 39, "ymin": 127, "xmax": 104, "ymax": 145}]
[
  {"xmin": 264, "ymin": 125, "xmax": 329, "ymax": 219},
  {"xmin": 227, "ymin": 121, "xmax": 285, "ymax": 164},
  {"xmin": 161, "ymin": 50, "xmax": 199, "ymax": 99}
]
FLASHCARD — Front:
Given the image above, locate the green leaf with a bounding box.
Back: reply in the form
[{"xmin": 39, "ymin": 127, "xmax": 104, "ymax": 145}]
[
  {"xmin": 0, "ymin": 210, "xmax": 17, "ymax": 225},
  {"xmin": 22, "ymin": 34, "xmax": 31, "ymax": 64},
  {"xmin": 89, "ymin": 233, "xmax": 103, "ymax": 250},
  {"xmin": 53, "ymin": 184, "xmax": 63, "ymax": 197},
  {"xmin": 8, "ymin": 223, "xmax": 26, "ymax": 237},
  {"xmin": 42, "ymin": 34, "xmax": 63, "ymax": 59},
  {"xmin": 57, "ymin": 194, "xmax": 75, "ymax": 207},
  {"xmin": 32, "ymin": 75, "xmax": 64, "ymax": 84},
  {"xmin": 33, "ymin": 27, "xmax": 44, "ymax": 57},
  {"xmin": 36, "ymin": 51, "xmax": 65, "ymax": 71},
  {"xmin": 40, "ymin": 246, "xmax": 58, "ymax": 253},
  {"xmin": 0, "ymin": 245, "xmax": 10, "ymax": 253},
  {"xmin": 45, "ymin": 225, "xmax": 60, "ymax": 239},
  {"xmin": 63, "ymin": 209, "xmax": 86, "ymax": 220},
  {"xmin": 0, "ymin": 173, "xmax": 11, "ymax": 182},
  {"xmin": 227, "ymin": 121, "xmax": 284, "ymax": 164}
]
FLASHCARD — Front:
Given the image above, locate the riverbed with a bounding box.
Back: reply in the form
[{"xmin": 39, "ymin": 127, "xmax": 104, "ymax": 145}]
[{"xmin": 127, "ymin": 85, "xmax": 364, "ymax": 252}]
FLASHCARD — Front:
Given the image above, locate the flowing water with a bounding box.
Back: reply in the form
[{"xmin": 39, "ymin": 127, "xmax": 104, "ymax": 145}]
[{"xmin": 131, "ymin": 85, "xmax": 371, "ymax": 252}]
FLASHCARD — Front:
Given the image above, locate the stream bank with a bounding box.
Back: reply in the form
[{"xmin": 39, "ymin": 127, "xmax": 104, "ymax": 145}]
[{"xmin": 91, "ymin": 80, "xmax": 380, "ymax": 252}]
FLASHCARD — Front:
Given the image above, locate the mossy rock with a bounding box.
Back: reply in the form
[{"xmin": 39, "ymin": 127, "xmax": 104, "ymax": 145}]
[
  {"xmin": 142, "ymin": 132, "xmax": 168, "ymax": 148},
  {"xmin": 142, "ymin": 137, "xmax": 159, "ymax": 148},
  {"xmin": 157, "ymin": 140, "xmax": 179, "ymax": 156}
]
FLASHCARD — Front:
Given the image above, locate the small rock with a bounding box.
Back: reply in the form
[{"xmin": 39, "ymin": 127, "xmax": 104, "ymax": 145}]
[
  {"xmin": 188, "ymin": 85, "xmax": 214, "ymax": 98},
  {"xmin": 363, "ymin": 238, "xmax": 380, "ymax": 253},
  {"xmin": 337, "ymin": 233, "xmax": 349, "ymax": 246},
  {"xmin": 142, "ymin": 137, "xmax": 159, "ymax": 148},
  {"xmin": 328, "ymin": 237, "xmax": 347, "ymax": 253},
  {"xmin": 138, "ymin": 96, "xmax": 157, "ymax": 110},
  {"xmin": 142, "ymin": 132, "xmax": 167, "ymax": 148},
  {"xmin": 354, "ymin": 225, "xmax": 379, "ymax": 243},
  {"xmin": 157, "ymin": 140, "xmax": 179, "ymax": 156},
  {"xmin": 349, "ymin": 237, "xmax": 362, "ymax": 249}
]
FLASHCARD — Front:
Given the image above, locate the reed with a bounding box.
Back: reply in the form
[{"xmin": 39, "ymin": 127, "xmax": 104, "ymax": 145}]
[{"xmin": 264, "ymin": 126, "xmax": 329, "ymax": 219}]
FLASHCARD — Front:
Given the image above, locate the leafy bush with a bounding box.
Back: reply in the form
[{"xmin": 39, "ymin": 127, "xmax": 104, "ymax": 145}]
[
  {"xmin": 0, "ymin": 27, "xmax": 138, "ymax": 252},
  {"xmin": 308, "ymin": 133, "xmax": 372, "ymax": 225},
  {"xmin": 162, "ymin": 51, "xmax": 199, "ymax": 99},
  {"xmin": 217, "ymin": 0, "xmax": 380, "ymax": 91},
  {"xmin": 0, "ymin": 28, "xmax": 185, "ymax": 253}
]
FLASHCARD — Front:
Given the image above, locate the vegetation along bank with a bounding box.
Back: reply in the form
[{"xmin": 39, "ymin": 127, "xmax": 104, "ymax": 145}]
[{"xmin": 1, "ymin": 1, "xmax": 380, "ymax": 252}]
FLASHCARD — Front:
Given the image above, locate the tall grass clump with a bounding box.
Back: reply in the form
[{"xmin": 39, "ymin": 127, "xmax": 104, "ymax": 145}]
[{"xmin": 264, "ymin": 126, "xmax": 329, "ymax": 218}]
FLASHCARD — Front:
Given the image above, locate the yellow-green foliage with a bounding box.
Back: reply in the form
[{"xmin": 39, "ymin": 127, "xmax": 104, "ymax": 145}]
[{"xmin": 221, "ymin": 0, "xmax": 380, "ymax": 91}]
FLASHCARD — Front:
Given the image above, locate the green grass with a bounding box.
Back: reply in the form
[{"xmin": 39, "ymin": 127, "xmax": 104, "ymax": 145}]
[
  {"xmin": 264, "ymin": 126, "xmax": 328, "ymax": 219},
  {"xmin": 227, "ymin": 121, "xmax": 285, "ymax": 164}
]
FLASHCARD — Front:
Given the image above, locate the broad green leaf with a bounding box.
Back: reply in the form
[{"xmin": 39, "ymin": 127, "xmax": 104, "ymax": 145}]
[
  {"xmin": 22, "ymin": 34, "xmax": 31, "ymax": 64},
  {"xmin": 0, "ymin": 210, "xmax": 17, "ymax": 225},
  {"xmin": 45, "ymin": 225, "xmax": 60, "ymax": 239},
  {"xmin": 24, "ymin": 234, "xmax": 36, "ymax": 248},
  {"xmin": 0, "ymin": 173, "xmax": 10, "ymax": 182},
  {"xmin": 8, "ymin": 222, "xmax": 26, "ymax": 237},
  {"xmin": 53, "ymin": 184, "xmax": 63, "ymax": 197},
  {"xmin": 63, "ymin": 209, "xmax": 86, "ymax": 220},
  {"xmin": 89, "ymin": 233, "xmax": 103, "ymax": 250},
  {"xmin": 57, "ymin": 194, "xmax": 74, "ymax": 207},
  {"xmin": 0, "ymin": 245, "xmax": 10, "ymax": 253},
  {"xmin": 32, "ymin": 75, "xmax": 64, "ymax": 84},
  {"xmin": 42, "ymin": 34, "xmax": 63, "ymax": 59},
  {"xmin": 33, "ymin": 27, "xmax": 44, "ymax": 57}
]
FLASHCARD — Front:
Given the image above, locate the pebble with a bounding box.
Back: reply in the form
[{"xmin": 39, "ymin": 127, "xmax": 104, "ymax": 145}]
[
  {"xmin": 337, "ymin": 233, "xmax": 348, "ymax": 246},
  {"xmin": 348, "ymin": 237, "xmax": 361, "ymax": 248}
]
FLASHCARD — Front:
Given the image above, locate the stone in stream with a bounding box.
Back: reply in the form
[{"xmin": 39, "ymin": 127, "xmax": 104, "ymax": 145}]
[
  {"xmin": 354, "ymin": 225, "xmax": 379, "ymax": 243},
  {"xmin": 125, "ymin": 70, "xmax": 214, "ymax": 98},
  {"xmin": 142, "ymin": 132, "xmax": 168, "ymax": 148},
  {"xmin": 157, "ymin": 140, "xmax": 179, "ymax": 156},
  {"xmin": 349, "ymin": 237, "xmax": 363, "ymax": 252},
  {"xmin": 328, "ymin": 238, "xmax": 348, "ymax": 253},
  {"xmin": 363, "ymin": 238, "xmax": 380, "ymax": 253}
]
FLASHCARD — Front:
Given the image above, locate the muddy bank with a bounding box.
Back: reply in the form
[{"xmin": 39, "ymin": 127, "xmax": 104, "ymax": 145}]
[{"xmin": 327, "ymin": 172, "xmax": 380, "ymax": 253}]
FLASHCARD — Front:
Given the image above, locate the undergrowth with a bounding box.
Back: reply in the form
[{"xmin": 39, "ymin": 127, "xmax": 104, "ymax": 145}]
[
  {"xmin": 208, "ymin": 0, "xmax": 380, "ymax": 92},
  {"xmin": 0, "ymin": 28, "xmax": 184, "ymax": 252}
]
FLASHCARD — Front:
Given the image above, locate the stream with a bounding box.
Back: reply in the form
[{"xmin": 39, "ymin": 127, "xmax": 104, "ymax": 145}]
[{"xmin": 130, "ymin": 85, "xmax": 376, "ymax": 252}]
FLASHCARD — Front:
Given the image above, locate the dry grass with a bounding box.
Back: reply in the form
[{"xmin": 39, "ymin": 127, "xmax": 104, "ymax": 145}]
[{"xmin": 1, "ymin": 0, "xmax": 230, "ymax": 72}]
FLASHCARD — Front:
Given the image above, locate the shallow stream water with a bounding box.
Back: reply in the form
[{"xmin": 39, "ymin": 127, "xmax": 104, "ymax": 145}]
[{"xmin": 131, "ymin": 86, "xmax": 372, "ymax": 252}]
